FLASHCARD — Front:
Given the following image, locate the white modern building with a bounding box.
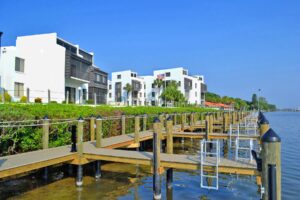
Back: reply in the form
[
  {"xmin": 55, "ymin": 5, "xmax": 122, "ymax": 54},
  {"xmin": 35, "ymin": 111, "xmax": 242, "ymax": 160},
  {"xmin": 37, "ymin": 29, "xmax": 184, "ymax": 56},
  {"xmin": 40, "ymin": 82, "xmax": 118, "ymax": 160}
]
[
  {"xmin": 0, "ymin": 33, "xmax": 108, "ymax": 104},
  {"xmin": 107, "ymin": 67, "xmax": 207, "ymax": 106},
  {"xmin": 107, "ymin": 70, "xmax": 146, "ymax": 106}
]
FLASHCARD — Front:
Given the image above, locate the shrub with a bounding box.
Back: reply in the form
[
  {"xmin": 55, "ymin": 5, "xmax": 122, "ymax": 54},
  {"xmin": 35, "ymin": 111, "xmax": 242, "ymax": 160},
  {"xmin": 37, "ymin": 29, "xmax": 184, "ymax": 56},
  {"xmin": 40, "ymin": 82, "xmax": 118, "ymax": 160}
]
[
  {"xmin": 34, "ymin": 97, "xmax": 42, "ymax": 103},
  {"xmin": 20, "ymin": 96, "xmax": 27, "ymax": 103},
  {"xmin": 86, "ymin": 100, "xmax": 94, "ymax": 104},
  {"xmin": 0, "ymin": 92, "xmax": 12, "ymax": 102},
  {"xmin": 50, "ymin": 101, "xmax": 57, "ymax": 104}
]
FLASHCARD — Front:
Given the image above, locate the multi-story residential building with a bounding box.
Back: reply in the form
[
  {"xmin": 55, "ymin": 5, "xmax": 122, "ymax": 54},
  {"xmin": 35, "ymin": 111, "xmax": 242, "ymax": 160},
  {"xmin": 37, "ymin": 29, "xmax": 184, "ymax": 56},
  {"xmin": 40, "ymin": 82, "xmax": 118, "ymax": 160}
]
[
  {"xmin": 107, "ymin": 70, "xmax": 146, "ymax": 106},
  {"xmin": 107, "ymin": 67, "xmax": 207, "ymax": 106},
  {"xmin": 0, "ymin": 33, "xmax": 107, "ymax": 104}
]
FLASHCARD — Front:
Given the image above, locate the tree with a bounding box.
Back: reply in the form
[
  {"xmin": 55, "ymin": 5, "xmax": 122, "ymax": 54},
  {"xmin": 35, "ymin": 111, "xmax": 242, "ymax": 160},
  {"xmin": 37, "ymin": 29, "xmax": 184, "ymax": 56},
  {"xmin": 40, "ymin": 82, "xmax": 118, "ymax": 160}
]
[
  {"xmin": 160, "ymin": 81, "xmax": 185, "ymax": 106},
  {"xmin": 123, "ymin": 83, "xmax": 132, "ymax": 106},
  {"xmin": 153, "ymin": 78, "xmax": 164, "ymax": 105},
  {"xmin": 251, "ymin": 93, "xmax": 258, "ymax": 109}
]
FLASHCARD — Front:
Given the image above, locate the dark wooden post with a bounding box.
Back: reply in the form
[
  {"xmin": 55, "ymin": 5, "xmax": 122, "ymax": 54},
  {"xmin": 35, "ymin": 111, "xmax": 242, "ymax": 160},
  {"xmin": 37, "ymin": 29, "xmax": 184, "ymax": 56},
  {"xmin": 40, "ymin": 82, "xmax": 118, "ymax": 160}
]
[
  {"xmin": 205, "ymin": 113, "xmax": 210, "ymax": 135},
  {"xmin": 173, "ymin": 113, "xmax": 177, "ymax": 125},
  {"xmin": 166, "ymin": 117, "xmax": 173, "ymax": 189},
  {"xmin": 261, "ymin": 128, "xmax": 281, "ymax": 200},
  {"xmin": 96, "ymin": 116, "xmax": 103, "ymax": 148},
  {"xmin": 121, "ymin": 114, "xmax": 126, "ymax": 135},
  {"xmin": 153, "ymin": 118, "xmax": 162, "ymax": 200},
  {"xmin": 90, "ymin": 116, "xmax": 95, "ymax": 141}
]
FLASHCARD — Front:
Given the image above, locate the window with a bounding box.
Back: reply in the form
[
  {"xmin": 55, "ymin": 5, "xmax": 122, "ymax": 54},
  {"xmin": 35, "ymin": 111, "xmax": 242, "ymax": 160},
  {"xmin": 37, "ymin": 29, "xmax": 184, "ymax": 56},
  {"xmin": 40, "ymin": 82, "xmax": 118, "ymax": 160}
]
[
  {"xmin": 109, "ymin": 93, "xmax": 112, "ymax": 98},
  {"xmin": 178, "ymin": 81, "xmax": 181, "ymax": 86},
  {"xmin": 144, "ymin": 93, "xmax": 146, "ymax": 97},
  {"xmin": 152, "ymin": 83, "xmax": 155, "ymax": 88},
  {"xmin": 166, "ymin": 72, "xmax": 171, "ymax": 77},
  {"xmin": 131, "ymin": 73, "xmax": 136, "ymax": 77},
  {"xmin": 140, "ymin": 93, "xmax": 142, "ymax": 97},
  {"xmin": 109, "ymin": 85, "xmax": 112, "ymax": 89},
  {"xmin": 15, "ymin": 57, "xmax": 25, "ymax": 72},
  {"xmin": 195, "ymin": 83, "xmax": 197, "ymax": 88},
  {"xmin": 102, "ymin": 76, "xmax": 107, "ymax": 84},
  {"xmin": 195, "ymin": 92, "xmax": 197, "ymax": 97},
  {"xmin": 183, "ymin": 70, "xmax": 187, "ymax": 75},
  {"xmin": 95, "ymin": 74, "xmax": 101, "ymax": 82},
  {"xmin": 152, "ymin": 92, "xmax": 155, "ymax": 97},
  {"xmin": 117, "ymin": 74, "xmax": 121, "ymax": 79},
  {"xmin": 82, "ymin": 89, "xmax": 87, "ymax": 100},
  {"xmin": 144, "ymin": 85, "xmax": 146, "ymax": 89},
  {"xmin": 14, "ymin": 82, "xmax": 24, "ymax": 97}
]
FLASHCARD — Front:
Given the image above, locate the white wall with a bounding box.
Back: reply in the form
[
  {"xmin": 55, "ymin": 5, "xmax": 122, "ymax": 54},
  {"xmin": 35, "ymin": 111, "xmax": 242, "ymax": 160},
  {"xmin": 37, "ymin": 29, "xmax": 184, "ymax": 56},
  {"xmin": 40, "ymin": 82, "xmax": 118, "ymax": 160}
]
[{"xmin": 16, "ymin": 33, "xmax": 66, "ymax": 103}]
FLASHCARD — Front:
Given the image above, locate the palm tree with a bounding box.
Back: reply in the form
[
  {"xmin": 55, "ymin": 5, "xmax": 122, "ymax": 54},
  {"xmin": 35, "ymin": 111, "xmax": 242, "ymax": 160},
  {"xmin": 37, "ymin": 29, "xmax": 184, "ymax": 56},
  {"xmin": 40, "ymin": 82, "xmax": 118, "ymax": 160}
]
[
  {"xmin": 153, "ymin": 78, "xmax": 164, "ymax": 106},
  {"xmin": 123, "ymin": 83, "xmax": 132, "ymax": 106}
]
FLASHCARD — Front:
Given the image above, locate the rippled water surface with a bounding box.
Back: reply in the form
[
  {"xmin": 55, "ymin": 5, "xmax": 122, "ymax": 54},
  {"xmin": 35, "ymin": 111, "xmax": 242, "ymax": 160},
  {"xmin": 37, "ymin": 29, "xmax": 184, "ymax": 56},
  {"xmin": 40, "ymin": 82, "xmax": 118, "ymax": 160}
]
[{"xmin": 1, "ymin": 112, "xmax": 298, "ymax": 199}]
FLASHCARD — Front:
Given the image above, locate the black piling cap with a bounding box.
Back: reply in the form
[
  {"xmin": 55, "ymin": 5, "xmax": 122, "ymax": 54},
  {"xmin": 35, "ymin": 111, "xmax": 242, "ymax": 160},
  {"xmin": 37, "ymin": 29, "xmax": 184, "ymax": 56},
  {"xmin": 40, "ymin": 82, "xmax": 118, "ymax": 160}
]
[
  {"xmin": 153, "ymin": 117, "xmax": 160, "ymax": 123},
  {"xmin": 96, "ymin": 115, "xmax": 102, "ymax": 119},
  {"xmin": 261, "ymin": 128, "xmax": 281, "ymax": 143},
  {"xmin": 259, "ymin": 115, "xmax": 269, "ymax": 125},
  {"xmin": 43, "ymin": 115, "xmax": 49, "ymax": 120},
  {"xmin": 78, "ymin": 116, "xmax": 84, "ymax": 121},
  {"xmin": 167, "ymin": 116, "xmax": 173, "ymax": 121}
]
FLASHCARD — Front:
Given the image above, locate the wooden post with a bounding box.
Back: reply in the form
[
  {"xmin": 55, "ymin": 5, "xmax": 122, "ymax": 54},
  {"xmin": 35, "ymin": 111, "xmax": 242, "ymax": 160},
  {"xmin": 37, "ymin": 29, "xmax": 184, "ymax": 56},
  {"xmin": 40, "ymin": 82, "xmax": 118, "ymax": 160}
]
[
  {"xmin": 76, "ymin": 117, "xmax": 84, "ymax": 187},
  {"xmin": 48, "ymin": 89, "xmax": 51, "ymax": 103},
  {"xmin": 166, "ymin": 117, "xmax": 173, "ymax": 189},
  {"xmin": 94, "ymin": 92, "xmax": 97, "ymax": 106},
  {"xmin": 223, "ymin": 112, "xmax": 227, "ymax": 133},
  {"xmin": 90, "ymin": 116, "xmax": 95, "ymax": 141},
  {"xmin": 181, "ymin": 113, "xmax": 185, "ymax": 131},
  {"xmin": 205, "ymin": 120, "xmax": 209, "ymax": 140},
  {"xmin": 205, "ymin": 114, "xmax": 210, "ymax": 135},
  {"xmin": 134, "ymin": 115, "xmax": 140, "ymax": 144},
  {"xmin": 143, "ymin": 114, "xmax": 147, "ymax": 131},
  {"xmin": 209, "ymin": 114, "xmax": 214, "ymax": 133},
  {"xmin": 66, "ymin": 91, "xmax": 69, "ymax": 104},
  {"xmin": 42, "ymin": 116, "xmax": 50, "ymax": 180},
  {"xmin": 26, "ymin": 88, "xmax": 30, "ymax": 103},
  {"xmin": 121, "ymin": 114, "xmax": 126, "ymax": 135},
  {"xmin": 153, "ymin": 118, "xmax": 162, "ymax": 200},
  {"xmin": 159, "ymin": 113, "xmax": 164, "ymax": 129},
  {"xmin": 42, "ymin": 116, "xmax": 49, "ymax": 149},
  {"xmin": 259, "ymin": 114, "xmax": 270, "ymax": 137},
  {"xmin": 96, "ymin": 116, "xmax": 103, "ymax": 148},
  {"xmin": 77, "ymin": 118, "xmax": 84, "ymax": 157},
  {"xmin": 261, "ymin": 128, "xmax": 281, "ymax": 200},
  {"xmin": 173, "ymin": 113, "xmax": 177, "ymax": 125}
]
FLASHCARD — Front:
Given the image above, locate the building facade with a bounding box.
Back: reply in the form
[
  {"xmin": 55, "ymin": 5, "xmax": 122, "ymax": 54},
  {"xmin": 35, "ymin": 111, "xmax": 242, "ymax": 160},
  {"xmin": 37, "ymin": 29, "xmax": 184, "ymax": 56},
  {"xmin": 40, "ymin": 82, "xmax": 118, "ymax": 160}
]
[
  {"xmin": 0, "ymin": 33, "xmax": 107, "ymax": 104},
  {"xmin": 107, "ymin": 70, "xmax": 146, "ymax": 106},
  {"xmin": 107, "ymin": 67, "xmax": 207, "ymax": 106}
]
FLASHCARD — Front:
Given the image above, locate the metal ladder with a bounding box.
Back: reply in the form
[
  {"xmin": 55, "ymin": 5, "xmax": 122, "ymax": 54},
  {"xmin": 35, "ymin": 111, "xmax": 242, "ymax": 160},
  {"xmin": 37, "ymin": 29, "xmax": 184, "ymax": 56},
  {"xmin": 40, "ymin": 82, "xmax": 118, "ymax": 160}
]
[
  {"xmin": 200, "ymin": 139, "xmax": 220, "ymax": 190},
  {"xmin": 229, "ymin": 124, "xmax": 239, "ymax": 148}
]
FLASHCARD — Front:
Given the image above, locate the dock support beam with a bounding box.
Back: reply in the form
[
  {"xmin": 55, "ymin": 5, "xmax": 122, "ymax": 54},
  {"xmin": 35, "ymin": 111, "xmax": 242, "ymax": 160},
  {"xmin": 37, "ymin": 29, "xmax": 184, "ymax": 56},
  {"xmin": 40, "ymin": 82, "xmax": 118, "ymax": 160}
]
[
  {"xmin": 143, "ymin": 114, "xmax": 147, "ymax": 131},
  {"xmin": 153, "ymin": 118, "xmax": 162, "ymax": 200},
  {"xmin": 90, "ymin": 116, "xmax": 95, "ymax": 141},
  {"xmin": 261, "ymin": 128, "xmax": 281, "ymax": 200},
  {"xmin": 135, "ymin": 115, "xmax": 140, "ymax": 144},
  {"xmin": 95, "ymin": 160, "xmax": 101, "ymax": 179},
  {"xmin": 76, "ymin": 165, "xmax": 83, "ymax": 187}
]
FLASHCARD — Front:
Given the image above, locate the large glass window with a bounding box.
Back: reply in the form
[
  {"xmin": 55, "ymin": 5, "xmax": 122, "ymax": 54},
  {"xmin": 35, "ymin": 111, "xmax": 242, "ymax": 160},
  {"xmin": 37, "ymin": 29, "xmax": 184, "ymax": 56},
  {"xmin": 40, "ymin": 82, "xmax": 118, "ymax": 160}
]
[
  {"xmin": 15, "ymin": 57, "xmax": 25, "ymax": 72},
  {"xmin": 14, "ymin": 82, "xmax": 24, "ymax": 97}
]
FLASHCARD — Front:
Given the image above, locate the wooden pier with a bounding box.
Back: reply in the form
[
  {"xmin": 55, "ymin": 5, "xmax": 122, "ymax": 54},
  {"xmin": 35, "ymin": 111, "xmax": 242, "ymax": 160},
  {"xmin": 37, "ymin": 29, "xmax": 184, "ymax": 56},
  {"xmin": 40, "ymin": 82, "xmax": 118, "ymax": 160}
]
[{"xmin": 0, "ymin": 111, "xmax": 280, "ymax": 199}]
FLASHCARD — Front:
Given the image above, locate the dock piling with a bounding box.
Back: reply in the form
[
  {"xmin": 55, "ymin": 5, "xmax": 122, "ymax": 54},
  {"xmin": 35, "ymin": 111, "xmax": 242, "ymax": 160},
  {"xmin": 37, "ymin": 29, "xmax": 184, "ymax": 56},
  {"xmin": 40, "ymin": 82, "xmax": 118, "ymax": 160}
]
[
  {"xmin": 153, "ymin": 118, "xmax": 162, "ymax": 200},
  {"xmin": 76, "ymin": 165, "xmax": 83, "ymax": 187},
  {"xmin": 166, "ymin": 117, "xmax": 173, "ymax": 189},
  {"xmin": 95, "ymin": 160, "xmax": 101, "ymax": 179},
  {"xmin": 90, "ymin": 116, "xmax": 95, "ymax": 141},
  {"xmin": 96, "ymin": 116, "xmax": 103, "ymax": 148},
  {"xmin": 134, "ymin": 115, "xmax": 140, "ymax": 144},
  {"xmin": 143, "ymin": 114, "xmax": 147, "ymax": 131},
  {"xmin": 122, "ymin": 114, "xmax": 126, "ymax": 135},
  {"xmin": 42, "ymin": 116, "xmax": 49, "ymax": 180},
  {"xmin": 261, "ymin": 128, "xmax": 281, "ymax": 200}
]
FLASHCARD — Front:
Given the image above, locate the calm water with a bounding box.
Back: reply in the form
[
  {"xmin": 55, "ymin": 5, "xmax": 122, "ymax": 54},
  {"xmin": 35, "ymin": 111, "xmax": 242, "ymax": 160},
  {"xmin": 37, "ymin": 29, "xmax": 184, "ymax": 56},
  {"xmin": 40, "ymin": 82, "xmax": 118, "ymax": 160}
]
[{"xmin": 1, "ymin": 112, "xmax": 299, "ymax": 199}]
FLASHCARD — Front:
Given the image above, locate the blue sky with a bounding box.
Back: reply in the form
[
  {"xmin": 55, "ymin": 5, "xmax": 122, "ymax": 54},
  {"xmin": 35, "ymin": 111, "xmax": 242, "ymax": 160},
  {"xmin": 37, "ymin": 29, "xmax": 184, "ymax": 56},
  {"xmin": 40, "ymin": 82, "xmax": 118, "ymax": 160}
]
[{"xmin": 1, "ymin": 0, "xmax": 299, "ymax": 108}]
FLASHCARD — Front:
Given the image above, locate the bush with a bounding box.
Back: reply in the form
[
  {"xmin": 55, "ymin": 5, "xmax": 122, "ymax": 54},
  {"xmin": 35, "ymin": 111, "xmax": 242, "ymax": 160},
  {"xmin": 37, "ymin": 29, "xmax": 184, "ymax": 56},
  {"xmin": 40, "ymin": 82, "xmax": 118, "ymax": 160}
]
[
  {"xmin": 20, "ymin": 96, "xmax": 27, "ymax": 103},
  {"xmin": 86, "ymin": 100, "xmax": 94, "ymax": 104},
  {"xmin": 0, "ymin": 92, "xmax": 12, "ymax": 102},
  {"xmin": 50, "ymin": 101, "xmax": 57, "ymax": 104},
  {"xmin": 34, "ymin": 97, "xmax": 42, "ymax": 103}
]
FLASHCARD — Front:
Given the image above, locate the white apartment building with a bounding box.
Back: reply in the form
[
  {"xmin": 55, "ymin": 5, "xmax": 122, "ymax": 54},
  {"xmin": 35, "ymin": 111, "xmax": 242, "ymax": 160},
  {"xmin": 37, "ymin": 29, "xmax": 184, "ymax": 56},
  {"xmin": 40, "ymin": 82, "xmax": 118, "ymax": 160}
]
[
  {"xmin": 107, "ymin": 70, "xmax": 146, "ymax": 106},
  {"xmin": 108, "ymin": 67, "xmax": 207, "ymax": 106},
  {"xmin": 0, "ymin": 33, "xmax": 108, "ymax": 104}
]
